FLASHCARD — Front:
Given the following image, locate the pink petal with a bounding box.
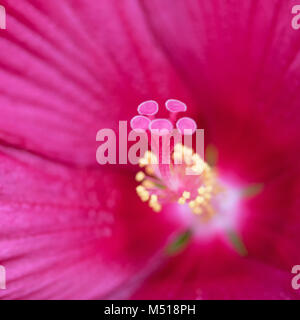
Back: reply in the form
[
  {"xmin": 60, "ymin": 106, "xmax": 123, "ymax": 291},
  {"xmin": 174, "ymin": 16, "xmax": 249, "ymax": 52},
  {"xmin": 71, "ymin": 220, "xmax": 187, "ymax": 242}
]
[
  {"xmin": 130, "ymin": 242, "xmax": 300, "ymax": 300},
  {"xmin": 0, "ymin": 0, "xmax": 300, "ymax": 300},
  {"xmin": 0, "ymin": 0, "xmax": 190, "ymax": 166},
  {"xmin": 142, "ymin": 0, "xmax": 300, "ymax": 279},
  {"xmin": 0, "ymin": 149, "xmax": 179, "ymax": 299}
]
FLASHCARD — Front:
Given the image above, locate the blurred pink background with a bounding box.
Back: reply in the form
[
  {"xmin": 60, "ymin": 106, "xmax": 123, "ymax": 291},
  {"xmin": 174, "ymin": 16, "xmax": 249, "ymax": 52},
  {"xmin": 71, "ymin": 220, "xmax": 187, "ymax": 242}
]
[{"xmin": 0, "ymin": 0, "xmax": 300, "ymax": 300}]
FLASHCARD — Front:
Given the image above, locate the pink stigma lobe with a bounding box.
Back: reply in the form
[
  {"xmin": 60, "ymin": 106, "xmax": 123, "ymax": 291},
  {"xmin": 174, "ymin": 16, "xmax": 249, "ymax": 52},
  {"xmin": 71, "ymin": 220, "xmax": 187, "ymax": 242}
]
[
  {"xmin": 165, "ymin": 99, "xmax": 187, "ymax": 113},
  {"xmin": 130, "ymin": 115, "xmax": 151, "ymax": 132},
  {"xmin": 137, "ymin": 100, "xmax": 159, "ymax": 116},
  {"xmin": 176, "ymin": 117, "xmax": 197, "ymax": 135}
]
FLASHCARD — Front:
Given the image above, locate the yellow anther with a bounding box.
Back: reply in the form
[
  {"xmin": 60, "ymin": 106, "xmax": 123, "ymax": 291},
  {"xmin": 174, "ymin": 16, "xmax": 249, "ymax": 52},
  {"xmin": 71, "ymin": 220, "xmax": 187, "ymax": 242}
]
[
  {"xmin": 198, "ymin": 186, "xmax": 206, "ymax": 194},
  {"xmin": 136, "ymin": 185, "xmax": 145, "ymax": 194},
  {"xmin": 145, "ymin": 166, "xmax": 154, "ymax": 176},
  {"xmin": 182, "ymin": 191, "xmax": 191, "ymax": 199},
  {"xmin": 143, "ymin": 151, "xmax": 158, "ymax": 165},
  {"xmin": 142, "ymin": 180, "xmax": 155, "ymax": 189},
  {"xmin": 193, "ymin": 153, "xmax": 200, "ymax": 160},
  {"xmin": 193, "ymin": 207, "xmax": 203, "ymax": 215},
  {"xmin": 191, "ymin": 164, "xmax": 204, "ymax": 174},
  {"xmin": 139, "ymin": 158, "xmax": 147, "ymax": 167},
  {"xmin": 174, "ymin": 143, "xmax": 183, "ymax": 153},
  {"xmin": 189, "ymin": 200, "xmax": 196, "ymax": 208},
  {"xmin": 184, "ymin": 156, "xmax": 193, "ymax": 166},
  {"xmin": 150, "ymin": 194, "xmax": 158, "ymax": 203},
  {"xmin": 144, "ymin": 151, "xmax": 152, "ymax": 159},
  {"xmin": 135, "ymin": 144, "xmax": 223, "ymax": 219},
  {"xmin": 173, "ymin": 152, "xmax": 183, "ymax": 164},
  {"xmin": 178, "ymin": 197, "xmax": 186, "ymax": 205},
  {"xmin": 135, "ymin": 171, "xmax": 145, "ymax": 182},
  {"xmin": 140, "ymin": 191, "xmax": 150, "ymax": 202},
  {"xmin": 183, "ymin": 146, "xmax": 193, "ymax": 157},
  {"xmin": 152, "ymin": 204, "xmax": 162, "ymax": 212},
  {"xmin": 196, "ymin": 196, "xmax": 204, "ymax": 204}
]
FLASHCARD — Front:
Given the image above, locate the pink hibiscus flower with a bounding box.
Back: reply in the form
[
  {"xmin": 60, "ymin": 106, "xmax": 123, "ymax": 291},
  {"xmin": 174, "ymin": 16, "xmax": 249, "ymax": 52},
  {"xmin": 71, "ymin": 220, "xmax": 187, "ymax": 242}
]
[{"xmin": 0, "ymin": 0, "xmax": 300, "ymax": 300}]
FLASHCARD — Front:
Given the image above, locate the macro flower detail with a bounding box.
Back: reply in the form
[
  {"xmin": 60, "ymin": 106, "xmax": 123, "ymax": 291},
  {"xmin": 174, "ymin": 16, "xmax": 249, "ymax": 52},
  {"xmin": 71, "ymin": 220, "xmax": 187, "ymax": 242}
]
[
  {"xmin": 131, "ymin": 100, "xmax": 249, "ymax": 257},
  {"xmin": 132, "ymin": 100, "xmax": 223, "ymax": 220},
  {"xmin": 0, "ymin": 0, "xmax": 300, "ymax": 300}
]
